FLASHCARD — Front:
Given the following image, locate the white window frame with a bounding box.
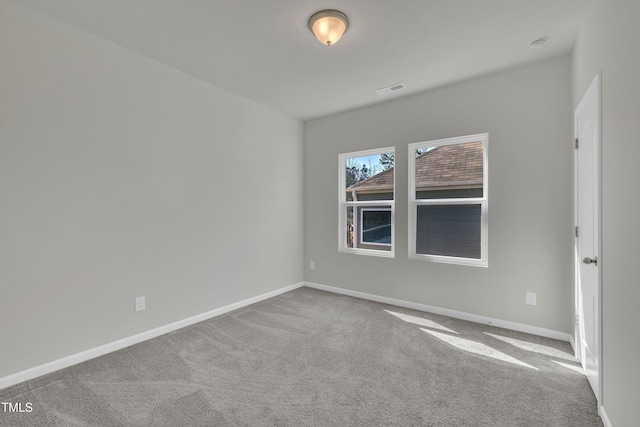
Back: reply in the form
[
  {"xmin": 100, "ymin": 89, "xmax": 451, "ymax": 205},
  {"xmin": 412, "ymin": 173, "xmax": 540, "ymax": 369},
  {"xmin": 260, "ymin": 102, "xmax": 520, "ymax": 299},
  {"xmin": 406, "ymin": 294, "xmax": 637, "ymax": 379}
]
[
  {"xmin": 408, "ymin": 134, "xmax": 488, "ymax": 267},
  {"xmin": 339, "ymin": 147, "xmax": 395, "ymax": 258},
  {"xmin": 360, "ymin": 207, "xmax": 392, "ymax": 247}
]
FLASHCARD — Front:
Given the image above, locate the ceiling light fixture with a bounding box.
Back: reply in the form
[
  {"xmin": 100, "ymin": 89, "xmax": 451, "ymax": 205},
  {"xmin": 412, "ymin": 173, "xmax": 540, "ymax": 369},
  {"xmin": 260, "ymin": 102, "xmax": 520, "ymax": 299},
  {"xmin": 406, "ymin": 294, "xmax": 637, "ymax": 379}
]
[{"xmin": 308, "ymin": 9, "xmax": 349, "ymax": 46}]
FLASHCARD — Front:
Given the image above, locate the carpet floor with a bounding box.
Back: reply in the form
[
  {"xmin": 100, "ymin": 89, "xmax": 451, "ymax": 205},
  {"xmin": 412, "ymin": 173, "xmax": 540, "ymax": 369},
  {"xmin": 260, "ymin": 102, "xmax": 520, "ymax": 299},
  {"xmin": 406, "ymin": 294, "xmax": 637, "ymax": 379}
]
[{"xmin": 0, "ymin": 287, "xmax": 603, "ymax": 426}]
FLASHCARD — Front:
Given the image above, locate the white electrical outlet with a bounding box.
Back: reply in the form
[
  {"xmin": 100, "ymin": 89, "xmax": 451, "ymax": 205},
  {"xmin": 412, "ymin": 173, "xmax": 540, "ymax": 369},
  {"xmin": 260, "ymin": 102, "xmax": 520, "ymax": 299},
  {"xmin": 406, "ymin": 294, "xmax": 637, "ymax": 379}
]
[
  {"xmin": 135, "ymin": 296, "xmax": 146, "ymax": 312},
  {"xmin": 526, "ymin": 292, "xmax": 537, "ymax": 306},
  {"xmin": 310, "ymin": 261, "xmax": 315, "ymax": 270}
]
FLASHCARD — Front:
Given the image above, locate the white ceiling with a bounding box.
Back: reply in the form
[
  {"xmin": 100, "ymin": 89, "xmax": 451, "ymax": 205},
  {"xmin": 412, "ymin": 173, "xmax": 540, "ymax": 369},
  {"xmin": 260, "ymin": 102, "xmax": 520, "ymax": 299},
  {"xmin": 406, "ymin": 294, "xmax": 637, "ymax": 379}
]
[{"xmin": 15, "ymin": 0, "xmax": 589, "ymax": 121}]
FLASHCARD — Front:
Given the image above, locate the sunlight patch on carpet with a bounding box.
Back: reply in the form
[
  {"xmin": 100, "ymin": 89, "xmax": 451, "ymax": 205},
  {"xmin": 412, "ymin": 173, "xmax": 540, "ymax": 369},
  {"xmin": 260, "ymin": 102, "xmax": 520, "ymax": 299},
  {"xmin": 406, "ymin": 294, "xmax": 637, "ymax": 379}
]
[
  {"xmin": 385, "ymin": 310, "xmax": 458, "ymax": 334},
  {"xmin": 552, "ymin": 361, "xmax": 585, "ymax": 375},
  {"xmin": 483, "ymin": 333, "xmax": 575, "ymax": 361},
  {"xmin": 422, "ymin": 329, "xmax": 538, "ymax": 370}
]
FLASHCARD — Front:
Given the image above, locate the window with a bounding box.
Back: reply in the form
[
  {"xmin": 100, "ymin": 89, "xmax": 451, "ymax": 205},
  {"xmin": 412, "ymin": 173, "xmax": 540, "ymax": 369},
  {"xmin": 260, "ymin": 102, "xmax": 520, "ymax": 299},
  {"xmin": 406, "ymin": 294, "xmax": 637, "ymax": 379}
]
[
  {"xmin": 408, "ymin": 134, "xmax": 488, "ymax": 266},
  {"xmin": 339, "ymin": 147, "xmax": 395, "ymax": 257}
]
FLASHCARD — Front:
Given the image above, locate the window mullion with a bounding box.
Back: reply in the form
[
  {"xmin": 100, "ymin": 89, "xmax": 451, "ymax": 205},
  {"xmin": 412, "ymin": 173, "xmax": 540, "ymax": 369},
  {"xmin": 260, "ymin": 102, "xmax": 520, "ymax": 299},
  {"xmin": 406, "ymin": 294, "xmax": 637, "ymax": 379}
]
[
  {"xmin": 346, "ymin": 200, "xmax": 396, "ymax": 207},
  {"xmin": 415, "ymin": 198, "xmax": 485, "ymax": 206}
]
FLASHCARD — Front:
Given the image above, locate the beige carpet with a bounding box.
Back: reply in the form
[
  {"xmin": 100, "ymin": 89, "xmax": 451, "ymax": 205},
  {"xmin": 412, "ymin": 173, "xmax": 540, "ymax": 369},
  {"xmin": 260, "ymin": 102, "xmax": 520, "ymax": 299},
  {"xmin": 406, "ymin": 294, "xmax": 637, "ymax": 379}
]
[{"xmin": 0, "ymin": 287, "xmax": 603, "ymax": 426}]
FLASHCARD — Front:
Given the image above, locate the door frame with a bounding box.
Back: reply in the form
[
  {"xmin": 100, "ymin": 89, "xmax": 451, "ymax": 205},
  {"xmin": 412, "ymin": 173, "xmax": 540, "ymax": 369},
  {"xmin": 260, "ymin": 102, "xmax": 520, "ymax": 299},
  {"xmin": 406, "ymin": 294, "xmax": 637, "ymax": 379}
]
[{"xmin": 574, "ymin": 72, "xmax": 602, "ymax": 404}]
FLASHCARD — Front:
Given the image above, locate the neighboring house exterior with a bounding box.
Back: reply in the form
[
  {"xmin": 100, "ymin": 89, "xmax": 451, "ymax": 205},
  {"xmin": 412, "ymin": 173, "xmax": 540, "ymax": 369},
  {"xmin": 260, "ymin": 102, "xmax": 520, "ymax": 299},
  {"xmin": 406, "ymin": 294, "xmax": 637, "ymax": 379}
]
[{"xmin": 346, "ymin": 141, "xmax": 483, "ymax": 256}]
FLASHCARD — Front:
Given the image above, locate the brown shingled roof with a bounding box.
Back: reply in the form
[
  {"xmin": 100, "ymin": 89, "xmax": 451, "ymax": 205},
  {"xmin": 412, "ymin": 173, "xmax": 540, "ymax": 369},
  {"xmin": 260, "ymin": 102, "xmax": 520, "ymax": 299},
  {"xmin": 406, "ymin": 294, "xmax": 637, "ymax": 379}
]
[
  {"xmin": 415, "ymin": 141, "xmax": 483, "ymax": 189},
  {"xmin": 347, "ymin": 166, "xmax": 394, "ymax": 193},
  {"xmin": 346, "ymin": 141, "xmax": 483, "ymax": 194}
]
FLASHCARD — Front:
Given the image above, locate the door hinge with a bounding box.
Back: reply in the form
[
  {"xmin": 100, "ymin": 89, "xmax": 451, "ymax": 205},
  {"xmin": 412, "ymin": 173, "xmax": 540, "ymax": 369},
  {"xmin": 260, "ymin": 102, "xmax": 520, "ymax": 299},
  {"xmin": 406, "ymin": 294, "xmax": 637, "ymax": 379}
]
[
  {"xmin": 575, "ymin": 226, "xmax": 579, "ymax": 238},
  {"xmin": 575, "ymin": 138, "xmax": 579, "ymax": 149}
]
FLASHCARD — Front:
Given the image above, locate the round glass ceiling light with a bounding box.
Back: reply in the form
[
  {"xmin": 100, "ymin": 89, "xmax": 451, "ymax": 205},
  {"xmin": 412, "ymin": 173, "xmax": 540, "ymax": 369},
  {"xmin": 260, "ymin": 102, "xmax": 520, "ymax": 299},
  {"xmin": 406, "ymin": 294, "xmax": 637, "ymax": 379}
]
[{"xmin": 308, "ymin": 9, "xmax": 349, "ymax": 46}]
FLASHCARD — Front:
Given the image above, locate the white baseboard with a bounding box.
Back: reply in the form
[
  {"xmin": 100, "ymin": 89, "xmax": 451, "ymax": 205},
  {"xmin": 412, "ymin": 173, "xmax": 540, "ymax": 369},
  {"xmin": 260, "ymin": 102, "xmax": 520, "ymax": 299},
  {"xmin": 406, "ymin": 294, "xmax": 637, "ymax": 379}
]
[
  {"xmin": 599, "ymin": 405, "xmax": 613, "ymax": 427},
  {"xmin": 304, "ymin": 281, "xmax": 573, "ymax": 343},
  {"xmin": 0, "ymin": 282, "xmax": 305, "ymax": 391}
]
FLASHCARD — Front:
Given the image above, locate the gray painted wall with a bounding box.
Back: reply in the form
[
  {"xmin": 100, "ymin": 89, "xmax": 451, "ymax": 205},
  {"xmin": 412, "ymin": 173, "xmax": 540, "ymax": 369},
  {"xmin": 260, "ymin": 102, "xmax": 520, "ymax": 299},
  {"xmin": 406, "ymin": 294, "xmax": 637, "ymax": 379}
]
[
  {"xmin": 0, "ymin": 2, "xmax": 303, "ymax": 379},
  {"xmin": 304, "ymin": 56, "xmax": 574, "ymax": 333},
  {"xmin": 573, "ymin": 0, "xmax": 640, "ymax": 424}
]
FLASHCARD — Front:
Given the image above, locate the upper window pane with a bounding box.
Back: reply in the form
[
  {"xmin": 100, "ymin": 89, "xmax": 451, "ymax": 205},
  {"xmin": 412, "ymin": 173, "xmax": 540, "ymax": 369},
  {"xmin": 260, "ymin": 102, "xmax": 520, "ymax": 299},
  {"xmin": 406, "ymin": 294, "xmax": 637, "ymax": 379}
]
[
  {"xmin": 414, "ymin": 141, "xmax": 484, "ymax": 199},
  {"xmin": 345, "ymin": 152, "xmax": 395, "ymax": 201}
]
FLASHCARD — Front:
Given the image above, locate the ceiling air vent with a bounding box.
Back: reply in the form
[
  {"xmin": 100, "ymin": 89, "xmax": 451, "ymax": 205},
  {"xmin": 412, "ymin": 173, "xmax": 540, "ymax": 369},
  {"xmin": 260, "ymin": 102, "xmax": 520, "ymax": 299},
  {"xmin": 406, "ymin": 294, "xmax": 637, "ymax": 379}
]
[{"xmin": 376, "ymin": 83, "xmax": 406, "ymax": 96}]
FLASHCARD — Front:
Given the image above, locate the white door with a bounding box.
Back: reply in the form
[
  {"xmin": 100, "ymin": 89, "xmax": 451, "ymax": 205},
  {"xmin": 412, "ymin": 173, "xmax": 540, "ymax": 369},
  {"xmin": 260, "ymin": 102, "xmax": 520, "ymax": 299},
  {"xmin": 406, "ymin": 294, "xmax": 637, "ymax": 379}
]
[{"xmin": 575, "ymin": 74, "xmax": 601, "ymax": 402}]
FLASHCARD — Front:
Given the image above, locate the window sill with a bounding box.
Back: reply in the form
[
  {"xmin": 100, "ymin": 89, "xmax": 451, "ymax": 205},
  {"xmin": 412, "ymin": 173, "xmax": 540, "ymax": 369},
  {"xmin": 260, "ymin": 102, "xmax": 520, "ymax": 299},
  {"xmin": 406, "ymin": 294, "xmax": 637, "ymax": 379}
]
[
  {"xmin": 408, "ymin": 253, "xmax": 488, "ymax": 267},
  {"xmin": 340, "ymin": 248, "xmax": 395, "ymax": 258}
]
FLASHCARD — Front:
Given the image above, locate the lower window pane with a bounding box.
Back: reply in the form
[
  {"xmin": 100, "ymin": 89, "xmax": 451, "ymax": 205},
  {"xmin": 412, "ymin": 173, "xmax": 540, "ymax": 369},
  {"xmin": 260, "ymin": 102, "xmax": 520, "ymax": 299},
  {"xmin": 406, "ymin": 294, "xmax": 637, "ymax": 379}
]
[
  {"xmin": 416, "ymin": 204, "xmax": 481, "ymax": 259},
  {"xmin": 361, "ymin": 208, "xmax": 391, "ymax": 245}
]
